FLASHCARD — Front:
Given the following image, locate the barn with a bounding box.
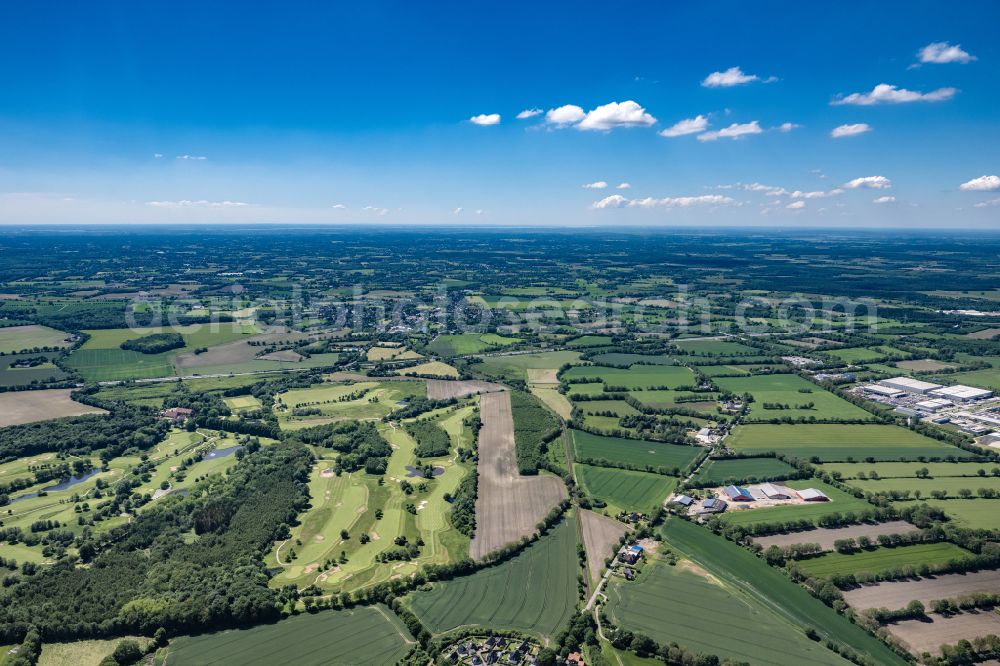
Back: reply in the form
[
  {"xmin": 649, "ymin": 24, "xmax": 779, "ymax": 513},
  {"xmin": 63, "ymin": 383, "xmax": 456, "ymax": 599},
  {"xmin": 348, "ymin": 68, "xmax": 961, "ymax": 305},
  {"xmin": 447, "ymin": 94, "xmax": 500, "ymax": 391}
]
[
  {"xmin": 759, "ymin": 483, "xmax": 793, "ymax": 500},
  {"xmin": 723, "ymin": 485, "xmax": 753, "ymax": 501},
  {"xmin": 797, "ymin": 488, "xmax": 829, "ymax": 502}
]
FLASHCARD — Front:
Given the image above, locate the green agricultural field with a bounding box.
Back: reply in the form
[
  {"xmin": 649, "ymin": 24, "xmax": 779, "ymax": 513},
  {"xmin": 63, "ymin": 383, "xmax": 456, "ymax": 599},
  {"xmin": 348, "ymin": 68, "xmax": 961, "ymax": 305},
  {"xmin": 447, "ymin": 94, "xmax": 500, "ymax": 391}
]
[
  {"xmin": 576, "ymin": 464, "xmax": 676, "ymax": 514},
  {"xmin": 695, "ymin": 364, "xmax": 784, "ymax": 377},
  {"xmin": 0, "ymin": 351, "xmax": 69, "ymax": 387},
  {"xmin": 793, "ymin": 542, "xmax": 973, "ymax": 578},
  {"xmin": 563, "ymin": 364, "xmax": 696, "ymax": 389},
  {"xmin": 478, "ymin": 351, "xmax": 581, "ymax": 381},
  {"xmin": 847, "ymin": 475, "xmax": 1000, "ymax": 497},
  {"xmin": 823, "ymin": 346, "xmax": 906, "ymax": 363},
  {"xmin": 713, "ymin": 374, "xmax": 873, "ymax": 422},
  {"xmin": 566, "ymin": 335, "xmax": 613, "ymax": 348},
  {"xmin": 579, "ymin": 399, "xmax": 639, "ymax": 416},
  {"xmin": 937, "ymin": 366, "xmax": 1000, "ymax": 391},
  {"xmin": 566, "ymin": 382, "xmax": 606, "ymax": 397},
  {"xmin": 605, "ymin": 556, "xmax": 849, "ymax": 666},
  {"xmin": 726, "ymin": 424, "xmax": 971, "ymax": 461},
  {"xmin": 662, "ymin": 518, "xmax": 908, "ymax": 666},
  {"xmin": 672, "ymin": 339, "xmax": 757, "ymax": 356},
  {"xmin": 569, "ymin": 430, "xmax": 702, "ymax": 472},
  {"xmin": 817, "ymin": 461, "xmax": 1000, "ymax": 479},
  {"xmin": 39, "ymin": 637, "xmax": 154, "ymax": 666},
  {"xmin": 911, "ymin": 498, "xmax": 1000, "ymax": 530},
  {"xmin": 589, "ymin": 352, "xmax": 677, "ymax": 365},
  {"xmin": 691, "ymin": 457, "xmax": 798, "ymax": 486},
  {"xmin": 628, "ymin": 390, "xmax": 720, "ymax": 414},
  {"xmin": 427, "ymin": 333, "xmax": 519, "ymax": 357},
  {"xmin": 160, "ymin": 605, "xmax": 413, "ymax": 666},
  {"xmin": 0, "ymin": 324, "xmax": 72, "ymax": 354},
  {"xmin": 718, "ymin": 480, "xmax": 874, "ymax": 528},
  {"xmin": 406, "ymin": 516, "xmax": 579, "ymax": 642}
]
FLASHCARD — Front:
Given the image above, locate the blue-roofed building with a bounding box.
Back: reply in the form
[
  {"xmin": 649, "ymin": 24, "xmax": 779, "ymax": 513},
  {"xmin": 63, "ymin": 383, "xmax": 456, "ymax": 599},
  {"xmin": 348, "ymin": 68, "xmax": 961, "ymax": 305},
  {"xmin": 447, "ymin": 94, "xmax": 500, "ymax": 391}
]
[{"xmin": 723, "ymin": 485, "xmax": 753, "ymax": 501}]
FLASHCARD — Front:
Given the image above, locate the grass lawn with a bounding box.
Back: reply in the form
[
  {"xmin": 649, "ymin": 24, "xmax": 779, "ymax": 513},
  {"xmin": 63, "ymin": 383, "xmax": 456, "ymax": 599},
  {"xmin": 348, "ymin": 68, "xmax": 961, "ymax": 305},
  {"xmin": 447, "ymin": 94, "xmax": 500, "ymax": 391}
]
[
  {"xmin": 576, "ymin": 464, "xmax": 676, "ymax": 515},
  {"xmin": 793, "ymin": 542, "xmax": 973, "ymax": 578},
  {"xmin": 406, "ymin": 515, "xmax": 579, "ymax": 642},
  {"xmin": 160, "ymin": 606, "xmax": 413, "ymax": 666},
  {"xmin": 907, "ymin": 498, "xmax": 1000, "ymax": 530},
  {"xmin": 605, "ymin": 556, "xmax": 849, "ymax": 666},
  {"xmin": 726, "ymin": 424, "xmax": 971, "ymax": 461},
  {"xmin": 39, "ymin": 637, "xmax": 154, "ymax": 666},
  {"xmin": 691, "ymin": 457, "xmax": 798, "ymax": 486},
  {"xmin": 847, "ymin": 475, "xmax": 1000, "ymax": 497},
  {"xmin": 569, "ymin": 430, "xmax": 702, "ymax": 472},
  {"xmin": 275, "ymin": 380, "xmax": 426, "ymax": 429},
  {"xmin": 713, "ymin": 374, "xmax": 874, "ymax": 422},
  {"xmin": 563, "ymin": 364, "xmax": 696, "ymax": 389},
  {"xmin": 0, "ymin": 325, "xmax": 72, "ymax": 354},
  {"xmin": 661, "ymin": 518, "xmax": 908, "ymax": 666},
  {"xmin": 718, "ymin": 479, "xmax": 874, "ymax": 528}
]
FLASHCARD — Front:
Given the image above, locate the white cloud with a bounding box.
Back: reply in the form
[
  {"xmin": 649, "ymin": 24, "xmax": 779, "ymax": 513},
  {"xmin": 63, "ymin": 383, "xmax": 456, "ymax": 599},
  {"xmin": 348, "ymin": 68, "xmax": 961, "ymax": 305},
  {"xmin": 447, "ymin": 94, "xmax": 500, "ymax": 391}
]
[
  {"xmin": 832, "ymin": 84, "xmax": 957, "ymax": 105},
  {"xmin": 789, "ymin": 188, "xmax": 843, "ymax": 199},
  {"xmin": 578, "ymin": 101, "xmax": 656, "ymax": 131},
  {"xmin": 918, "ymin": 42, "xmax": 976, "ymax": 65},
  {"xmin": 702, "ymin": 66, "xmax": 772, "ymax": 88},
  {"xmin": 697, "ymin": 121, "xmax": 763, "ymax": 142},
  {"xmin": 959, "ymin": 175, "xmax": 1000, "ymax": 192},
  {"xmin": 363, "ymin": 205, "xmax": 389, "ymax": 215},
  {"xmin": 777, "ymin": 122, "xmax": 799, "ymax": 133},
  {"xmin": 845, "ymin": 175, "xmax": 892, "ymax": 189},
  {"xmin": 592, "ymin": 194, "xmax": 735, "ymax": 209},
  {"xmin": 974, "ymin": 198, "xmax": 1000, "ymax": 208},
  {"xmin": 475, "ymin": 209, "xmax": 486, "ymax": 215},
  {"xmin": 469, "ymin": 113, "xmax": 501, "ymax": 125},
  {"xmin": 617, "ymin": 182, "xmax": 631, "ymax": 190},
  {"xmin": 545, "ymin": 105, "xmax": 586, "ymax": 126},
  {"xmin": 516, "ymin": 108, "xmax": 542, "ymax": 119},
  {"xmin": 873, "ymin": 196, "xmax": 896, "ymax": 204},
  {"xmin": 331, "ymin": 204, "xmax": 347, "ymax": 209},
  {"xmin": 147, "ymin": 200, "xmax": 248, "ymax": 208},
  {"xmin": 153, "ymin": 153, "xmax": 163, "ymax": 159},
  {"xmin": 583, "ymin": 181, "xmax": 608, "ymax": 189},
  {"xmin": 175, "ymin": 155, "xmax": 207, "ymax": 160},
  {"xmin": 453, "ymin": 207, "xmax": 463, "ymax": 215},
  {"xmin": 831, "ymin": 123, "xmax": 872, "ymax": 138},
  {"xmin": 786, "ymin": 201, "xmax": 806, "ymax": 210},
  {"xmin": 659, "ymin": 115, "xmax": 709, "ymax": 138}
]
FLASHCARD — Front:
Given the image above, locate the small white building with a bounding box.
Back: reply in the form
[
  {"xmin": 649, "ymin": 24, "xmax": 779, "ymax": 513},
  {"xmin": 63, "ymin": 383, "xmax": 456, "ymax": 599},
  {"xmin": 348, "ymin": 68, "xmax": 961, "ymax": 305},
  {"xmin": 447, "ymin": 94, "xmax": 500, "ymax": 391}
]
[{"xmin": 879, "ymin": 377, "xmax": 943, "ymax": 395}]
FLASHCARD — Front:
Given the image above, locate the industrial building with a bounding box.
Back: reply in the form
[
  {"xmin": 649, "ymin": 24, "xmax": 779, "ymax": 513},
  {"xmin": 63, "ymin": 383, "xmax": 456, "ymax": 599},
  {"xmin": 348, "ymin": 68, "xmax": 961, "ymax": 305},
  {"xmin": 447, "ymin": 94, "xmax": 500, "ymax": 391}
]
[
  {"xmin": 863, "ymin": 384, "xmax": 905, "ymax": 398},
  {"xmin": 915, "ymin": 398, "xmax": 953, "ymax": 412},
  {"xmin": 929, "ymin": 384, "xmax": 994, "ymax": 403},
  {"xmin": 879, "ymin": 377, "xmax": 943, "ymax": 395}
]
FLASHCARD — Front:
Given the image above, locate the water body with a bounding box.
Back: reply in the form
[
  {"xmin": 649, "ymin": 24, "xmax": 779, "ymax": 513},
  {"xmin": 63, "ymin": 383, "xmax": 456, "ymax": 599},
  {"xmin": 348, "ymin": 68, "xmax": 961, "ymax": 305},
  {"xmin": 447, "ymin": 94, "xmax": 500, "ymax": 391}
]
[
  {"xmin": 404, "ymin": 465, "xmax": 445, "ymax": 478},
  {"xmin": 10, "ymin": 468, "xmax": 101, "ymax": 504},
  {"xmin": 205, "ymin": 445, "xmax": 243, "ymax": 459}
]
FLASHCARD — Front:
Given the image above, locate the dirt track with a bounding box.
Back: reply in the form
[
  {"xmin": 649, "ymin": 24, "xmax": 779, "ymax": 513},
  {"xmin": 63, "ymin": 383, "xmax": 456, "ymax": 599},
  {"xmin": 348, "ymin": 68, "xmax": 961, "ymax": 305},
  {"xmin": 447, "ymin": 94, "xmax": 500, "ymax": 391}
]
[
  {"xmin": 890, "ymin": 610, "xmax": 1000, "ymax": 656},
  {"xmin": 426, "ymin": 379, "xmax": 507, "ymax": 400},
  {"xmin": 580, "ymin": 509, "xmax": 629, "ymax": 584},
  {"xmin": 469, "ymin": 391, "xmax": 566, "ymax": 560},
  {"xmin": 844, "ymin": 569, "xmax": 1000, "ymax": 611},
  {"xmin": 753, "ymin": 520, "xmax": 916, "ymax": 552}
]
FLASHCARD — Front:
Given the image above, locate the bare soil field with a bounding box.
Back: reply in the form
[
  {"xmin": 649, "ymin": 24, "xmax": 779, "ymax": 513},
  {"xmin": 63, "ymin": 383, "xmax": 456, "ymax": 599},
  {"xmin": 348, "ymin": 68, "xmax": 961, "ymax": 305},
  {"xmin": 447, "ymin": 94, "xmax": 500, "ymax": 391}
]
[
  {"xmin": 258, "ymin": 350, "xmax": 304, "ymax": 362},
  {"xmin": 0, "ymin": 389, "xmax": 107, "ymax": 427},
  {"xmin": 967, "ymin": 328, "xmax": 1000, "ymax": 340},
  {"xmin": 469, "ymin": 391, "xmax": 567, "ymax": 560},
  {"xmin": 174, "ymin": 330, "xmax": 313, "ymax": 369},
  {"xmin": 426, "ymin": 379, "xmax": 507, "ymax": 400},
  {"xmin": 580, "ymin": 509, "xmax": 630, "ymax": 584},
  {"xmin": 526, "ymin": 368, "xmax": 560, "ymax": 384},
  {"xmin": 843, "ymin": 570, "xmax": 1000, "ymax": 611},
  {"xmin": 889, "ymin": 609, "xmax": 1000, "ymax": 656},
  {"xmin": 754, "ymin": 520, "xmax": 916, "ymax": 552}
]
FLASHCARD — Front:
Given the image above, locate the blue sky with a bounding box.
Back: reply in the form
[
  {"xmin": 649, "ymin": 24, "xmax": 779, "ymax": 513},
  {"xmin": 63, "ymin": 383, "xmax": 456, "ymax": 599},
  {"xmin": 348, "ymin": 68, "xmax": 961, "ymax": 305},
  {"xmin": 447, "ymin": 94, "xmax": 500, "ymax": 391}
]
[{"xmin": 1, "ymin": 1, "xmax": 998, "ymax": 226}]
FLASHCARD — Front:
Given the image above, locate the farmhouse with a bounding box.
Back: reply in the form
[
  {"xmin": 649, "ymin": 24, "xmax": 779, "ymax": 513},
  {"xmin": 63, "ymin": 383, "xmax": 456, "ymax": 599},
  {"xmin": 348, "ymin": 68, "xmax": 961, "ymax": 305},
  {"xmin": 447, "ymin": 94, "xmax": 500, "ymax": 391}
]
[
  {"xmin": 621, "ymin": 544, "xmax": 644, "ymax": 564},
  {"xmin": 671, "ymin": 494, "xmax": 694, "ymax": 507},
  {"xmin": 796, "ymin": 488, "xmax": 829, "ymax": 502},
  {"xmin": 878, "ymin": 376, "xmax": 943, "ymax": 395},
  {"xmin": 723, "ymin": 485, "xmax": 753, "ymax": 501},
  {"xmin": 161, "ymin": 406, "xmax": 194, "ymax": 422},
  {"xmin": 758, "ymin": 483, "xmax": 794, "ymax": 500}
]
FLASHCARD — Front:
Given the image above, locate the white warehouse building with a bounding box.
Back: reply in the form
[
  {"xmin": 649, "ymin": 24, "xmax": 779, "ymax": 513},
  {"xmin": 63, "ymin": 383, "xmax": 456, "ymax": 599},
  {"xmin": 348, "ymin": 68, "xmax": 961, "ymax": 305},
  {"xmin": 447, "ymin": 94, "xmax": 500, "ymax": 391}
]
[
  {"xmin": 879, "ymin": 377, "xmax": 943, "ymax": 395},
  {"xmin": 930, "ymin": 384, "xmax": 994, "ymax": 403}
]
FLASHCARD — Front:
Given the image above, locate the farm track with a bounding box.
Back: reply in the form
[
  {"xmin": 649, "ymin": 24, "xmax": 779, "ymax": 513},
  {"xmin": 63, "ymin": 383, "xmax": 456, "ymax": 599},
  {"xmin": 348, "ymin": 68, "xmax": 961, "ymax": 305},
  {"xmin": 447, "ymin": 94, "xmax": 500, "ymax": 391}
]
[{"xmin": 469, "ymin": 391, "xmax": 567, "ymax": 560}]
